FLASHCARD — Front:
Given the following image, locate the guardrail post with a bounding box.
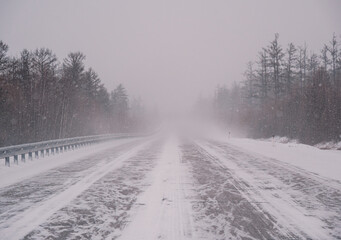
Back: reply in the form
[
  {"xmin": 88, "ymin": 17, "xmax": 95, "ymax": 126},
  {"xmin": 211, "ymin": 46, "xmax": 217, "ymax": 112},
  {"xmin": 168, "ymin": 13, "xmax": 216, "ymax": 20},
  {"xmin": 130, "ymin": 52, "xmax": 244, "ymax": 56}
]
[
  {"xmin": 14, "ymin": 155, "xmax": 18, "ymax": 165},
  {"xmin": 21, "ymin": 153, "xmax": 26, "ymax": 162},
  {"xmin": 35, "ymin": 151, "xmax": 39, "ymax": 159},
  {"xmin": 46, "ymin": 149, "xmax": 49, "ymax": 156},
  {"xmin": 5, "ymin": 157, "xmax": 10, "ymax": 166},
  {"xmin": 41, "ymin": 149, "xmax": 44, "ymax": 158},
  {"xmin": 29, "ymin": 152, "xmax": 33, "ymax": 160}
]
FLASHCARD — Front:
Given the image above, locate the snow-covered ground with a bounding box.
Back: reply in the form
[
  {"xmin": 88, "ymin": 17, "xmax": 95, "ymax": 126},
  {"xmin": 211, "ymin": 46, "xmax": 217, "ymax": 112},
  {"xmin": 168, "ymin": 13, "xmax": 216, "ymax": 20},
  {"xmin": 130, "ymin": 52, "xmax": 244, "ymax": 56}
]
[
  {"xmin": 195, "ymin": 139, "xmax": 341, "ymax": 239},
  {"xmin": 0, "ymin": 133, "xmax": 340, "ymax": 239},
  {"xmin": 119, "ymin": 136, "xmax": 194, "ymax": 240},
  {"xmin": 226, "ymin": 137, "xmax": 341, "ymax": 182},
  {"xmin": 0, "ymin": 137, "xmax": 142, "ymax": 188},
  {"xmin": 0, "ymin": 137, "xmax": 151, "ymax": 239}
]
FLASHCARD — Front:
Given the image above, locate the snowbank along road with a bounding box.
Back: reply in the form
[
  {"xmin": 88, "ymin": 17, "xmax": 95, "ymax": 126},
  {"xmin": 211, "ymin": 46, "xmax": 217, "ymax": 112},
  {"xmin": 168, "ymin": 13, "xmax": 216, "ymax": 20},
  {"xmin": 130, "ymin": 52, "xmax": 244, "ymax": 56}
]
[{"xmin": 0, "ymin": 134, "xmax": 340, "ymax": 239}]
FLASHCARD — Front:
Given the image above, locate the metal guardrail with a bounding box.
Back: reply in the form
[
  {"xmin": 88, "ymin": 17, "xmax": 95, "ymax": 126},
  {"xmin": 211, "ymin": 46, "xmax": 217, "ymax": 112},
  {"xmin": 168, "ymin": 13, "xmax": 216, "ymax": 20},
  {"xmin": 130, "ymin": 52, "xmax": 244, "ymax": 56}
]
[{"xmin": 0, "ymin": 133, "xmax": 137, "ymax": 167}]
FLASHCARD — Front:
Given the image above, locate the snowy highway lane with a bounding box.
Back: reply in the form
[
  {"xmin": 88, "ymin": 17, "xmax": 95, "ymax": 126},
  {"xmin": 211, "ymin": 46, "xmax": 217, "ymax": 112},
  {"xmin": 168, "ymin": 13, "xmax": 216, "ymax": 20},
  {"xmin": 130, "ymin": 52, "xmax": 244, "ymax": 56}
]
[
  {"xmin": 0, "ymin": 137, "xmax": 157, "ymax": 239},
  {"xmin": 188, "ymin": 139, "xmax": 341, "ymax": 239},
  {"xmin": 0, "ymin": 134, "xmax": 340, "ymax": 239}
]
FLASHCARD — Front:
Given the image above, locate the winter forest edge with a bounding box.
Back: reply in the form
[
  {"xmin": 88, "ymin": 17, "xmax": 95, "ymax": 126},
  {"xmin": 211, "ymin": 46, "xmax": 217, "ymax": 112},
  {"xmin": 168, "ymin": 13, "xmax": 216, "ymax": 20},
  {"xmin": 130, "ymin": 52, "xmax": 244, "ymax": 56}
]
[
  {"xmin": 0, "ymin": 43, "xmax": 156, "ymax": 147},
  {"xmin": 1, "ymin": 33, "xmax": 341, "ymax": 147},
  {"xmin": 196, "ymin": 33, "xmax": 341, "ymax": 145}
]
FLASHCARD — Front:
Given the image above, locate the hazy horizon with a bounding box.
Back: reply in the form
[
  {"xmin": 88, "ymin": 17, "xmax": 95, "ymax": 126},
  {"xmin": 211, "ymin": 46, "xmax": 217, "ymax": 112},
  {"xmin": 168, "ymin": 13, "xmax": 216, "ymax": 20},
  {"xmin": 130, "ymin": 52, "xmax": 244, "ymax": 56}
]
[{"xmin": 1, "ymin": 0, "xmax": 341, "ymax": 114}]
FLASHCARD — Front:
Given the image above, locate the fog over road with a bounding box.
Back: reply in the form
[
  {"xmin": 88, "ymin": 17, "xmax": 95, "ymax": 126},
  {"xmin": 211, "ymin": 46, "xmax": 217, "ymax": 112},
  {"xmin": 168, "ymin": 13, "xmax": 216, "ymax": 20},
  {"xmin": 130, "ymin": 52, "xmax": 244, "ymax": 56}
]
[{"xmin": 0, "ymin": 133, "xmax": 340, "ymax": 239}]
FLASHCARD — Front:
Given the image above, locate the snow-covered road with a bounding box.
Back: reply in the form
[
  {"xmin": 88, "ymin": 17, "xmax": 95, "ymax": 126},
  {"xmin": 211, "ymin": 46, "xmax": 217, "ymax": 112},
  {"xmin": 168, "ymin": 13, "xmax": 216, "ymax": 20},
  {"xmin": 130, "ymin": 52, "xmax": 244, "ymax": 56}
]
[
  {"xmin": 0, "ymin": 134, "xmax": 340, "ymax": 239},
  {"xmin": 118, "ymin": 136, "xmax": 194, "ymax": 240},
  {"xmin": 189, "ymin": 139, "xmax": 341, "ymax": 239}
]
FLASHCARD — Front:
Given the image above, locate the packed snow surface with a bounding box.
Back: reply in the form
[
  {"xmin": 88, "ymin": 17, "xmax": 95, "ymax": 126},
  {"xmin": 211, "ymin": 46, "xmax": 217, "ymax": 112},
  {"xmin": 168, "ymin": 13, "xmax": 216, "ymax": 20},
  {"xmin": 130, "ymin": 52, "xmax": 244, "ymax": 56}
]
[
  {"xmin": 0, "ymin": 132, "xmax": 340, "ymax": 239},
  {"xmin": 227, "ymin": 137, "xmax": 341, "ymax": 181},
  {"xmin": 0, "ymin": 137, "xmax": 141, "ymax": 188}
]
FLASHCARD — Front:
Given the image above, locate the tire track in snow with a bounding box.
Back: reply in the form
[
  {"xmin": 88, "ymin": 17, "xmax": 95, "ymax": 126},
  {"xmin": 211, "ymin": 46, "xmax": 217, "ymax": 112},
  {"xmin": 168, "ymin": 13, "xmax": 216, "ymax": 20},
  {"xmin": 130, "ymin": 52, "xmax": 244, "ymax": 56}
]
[
  {"xmin": 24, "ymin": 138, "xmax": 164, "ymax": 240},
  {"xmin": 180, "ymin": 140, "xmax": 299, "ymax": 240},
  {"xmin": 118, "ymin": 136, "xmax": 194, "ymax": 240},
  {"xmin": 0, "ymin": 138, "xmax": 152, "ymax": 240},
  {"xmin": 0, "ymin": 139, "xmax": 142, "ymax": 224},
  {"xmin": 197, "ymin": 139, "xmax": 341, "ymax": 239}
]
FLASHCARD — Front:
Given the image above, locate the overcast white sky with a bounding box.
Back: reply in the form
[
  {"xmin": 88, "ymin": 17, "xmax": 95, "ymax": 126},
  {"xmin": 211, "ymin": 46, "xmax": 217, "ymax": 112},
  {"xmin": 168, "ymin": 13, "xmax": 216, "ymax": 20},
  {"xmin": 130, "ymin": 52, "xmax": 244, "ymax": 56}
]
[{"xmin": 1, "ymin": 0, "xmax": 340, "ymax": 113}]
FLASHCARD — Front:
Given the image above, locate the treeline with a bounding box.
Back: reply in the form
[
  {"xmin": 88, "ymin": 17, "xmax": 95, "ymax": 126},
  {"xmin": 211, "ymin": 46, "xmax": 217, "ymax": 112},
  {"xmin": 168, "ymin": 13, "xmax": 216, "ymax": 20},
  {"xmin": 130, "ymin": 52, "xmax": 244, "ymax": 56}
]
[
  {"xmin": 0, "ymin": 41, "xmax": 150, "ymax": 147},
  {"xmin": 212, "ymin": 34, "xmax": 341, "ymax": 144}
]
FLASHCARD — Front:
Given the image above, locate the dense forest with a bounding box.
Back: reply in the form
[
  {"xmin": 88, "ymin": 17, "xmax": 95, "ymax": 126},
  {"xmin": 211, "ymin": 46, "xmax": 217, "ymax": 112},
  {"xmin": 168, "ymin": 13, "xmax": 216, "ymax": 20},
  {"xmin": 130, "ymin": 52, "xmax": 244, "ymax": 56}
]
[
  {"xmin": 211, "ymin": 34, "xmax": 341, "ymax": 144},
  {"xmin": 0, "ymin": 41, "xmax": 151, "ymax": 147}
]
